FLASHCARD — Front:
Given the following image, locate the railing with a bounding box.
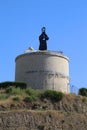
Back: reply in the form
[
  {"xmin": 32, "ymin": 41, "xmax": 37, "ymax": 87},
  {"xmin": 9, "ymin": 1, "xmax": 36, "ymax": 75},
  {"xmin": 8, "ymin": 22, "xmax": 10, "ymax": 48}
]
[
  {"xmin": 47, "ymin": 50, "xmax": 63, "ymax": 54},
  {"xmin": 24, "ymin": 50, "xmax": 63, "ymax": 55},
  {"xmin": 70, "ymin": 85, "xmax": 79, "ymax": 95}
]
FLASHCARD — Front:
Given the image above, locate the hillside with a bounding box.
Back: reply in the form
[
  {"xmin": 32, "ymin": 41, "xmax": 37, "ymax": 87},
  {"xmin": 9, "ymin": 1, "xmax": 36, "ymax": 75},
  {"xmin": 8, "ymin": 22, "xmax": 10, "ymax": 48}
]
[
  {"xmin": 0, "ymin": 87, "xmax": 87, "ymax": 129},
  {"xmin": 0, "ymin": 110, "xmax": 87, "ymax": 130}
]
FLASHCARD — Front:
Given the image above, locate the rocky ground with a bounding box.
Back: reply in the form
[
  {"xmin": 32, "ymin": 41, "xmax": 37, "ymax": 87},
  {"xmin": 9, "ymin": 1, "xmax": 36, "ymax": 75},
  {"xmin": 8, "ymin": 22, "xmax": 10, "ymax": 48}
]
[{"xmin": 0, "ymin": 94, "xmax": 87, "ymax": 129}]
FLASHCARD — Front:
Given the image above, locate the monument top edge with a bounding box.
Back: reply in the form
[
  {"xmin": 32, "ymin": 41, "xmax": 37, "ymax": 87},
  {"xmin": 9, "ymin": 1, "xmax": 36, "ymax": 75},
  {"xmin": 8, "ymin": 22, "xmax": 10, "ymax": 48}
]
[{"xmin": 15, "ymin": 50, "xmax": 69, "ymax": 62}]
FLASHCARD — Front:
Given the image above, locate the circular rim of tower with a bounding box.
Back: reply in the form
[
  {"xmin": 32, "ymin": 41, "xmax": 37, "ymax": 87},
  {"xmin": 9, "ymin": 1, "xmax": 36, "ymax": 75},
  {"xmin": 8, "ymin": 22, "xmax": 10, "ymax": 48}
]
[{"xmin": 15, "ymin": 51, "xmax": 69, "ymax": 62}]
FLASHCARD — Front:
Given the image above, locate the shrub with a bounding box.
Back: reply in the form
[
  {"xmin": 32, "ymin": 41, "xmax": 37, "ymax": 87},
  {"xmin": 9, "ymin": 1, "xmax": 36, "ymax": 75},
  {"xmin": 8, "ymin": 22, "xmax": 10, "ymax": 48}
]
[
  {"xmin": 79, "ymin": 88, "xmax": 87, "ymax": 96},
  {"xmin": 40, "ymin": 90, "xmax": 64, "ymax": 101},
  {"xmin": 12, "ymin": 97, "xmax": 20, "ymax": 102},
  {"xmin": 25, "ymin": 88, "xmax": 40, "ymax": 97},
  {"xmin": 0, "ymin": 81, "xmax": 27, "ymax": 89},
  {"xmin": 6, "ymin": 86, "xmax": 22, "ymax": 95},
  {"xmin": 24, "ymin": 95, "xmax": 37, "ymax": 102},
  {"xmin": 25, "ymin": 88, "xmax": 36, "ymax": 95},
  {"xmin": 0, "ymin": 94, "xmax": 9, "ymax": 100}
]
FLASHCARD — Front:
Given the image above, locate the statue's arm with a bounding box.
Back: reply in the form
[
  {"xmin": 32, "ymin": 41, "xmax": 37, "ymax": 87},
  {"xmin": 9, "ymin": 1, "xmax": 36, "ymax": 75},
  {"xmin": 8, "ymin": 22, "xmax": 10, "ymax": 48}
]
[{"xmin": 45, "ymin": 34, "xmax": 49, "ymax": 40}]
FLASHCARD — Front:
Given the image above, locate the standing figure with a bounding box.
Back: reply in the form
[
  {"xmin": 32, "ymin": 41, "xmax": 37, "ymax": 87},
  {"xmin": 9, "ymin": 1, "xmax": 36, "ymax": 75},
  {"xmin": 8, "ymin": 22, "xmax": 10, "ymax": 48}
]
[{"xmin": 39, "ymin": 27, "xmax": 49, "ymax": 50}]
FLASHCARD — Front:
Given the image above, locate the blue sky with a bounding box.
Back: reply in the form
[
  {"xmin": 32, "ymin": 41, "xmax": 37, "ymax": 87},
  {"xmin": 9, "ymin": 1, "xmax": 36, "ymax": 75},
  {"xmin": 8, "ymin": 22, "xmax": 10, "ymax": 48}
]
[{"xmin": 0, "ymin": 0, "xmax": 87, "ymax": 91}]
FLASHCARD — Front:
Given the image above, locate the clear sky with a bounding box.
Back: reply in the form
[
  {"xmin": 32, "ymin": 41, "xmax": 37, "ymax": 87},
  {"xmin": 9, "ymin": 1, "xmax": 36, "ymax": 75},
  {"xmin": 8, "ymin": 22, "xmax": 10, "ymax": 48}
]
[{"xmin": 0, "ymin": 0, "xmax": 87, "ymax": 92}]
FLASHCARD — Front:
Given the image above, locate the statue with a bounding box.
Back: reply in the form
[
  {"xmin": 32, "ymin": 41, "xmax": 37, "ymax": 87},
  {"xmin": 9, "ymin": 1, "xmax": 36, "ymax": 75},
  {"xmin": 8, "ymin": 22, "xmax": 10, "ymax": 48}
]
[{"xmin": 39, "ymin": 27, "xmax": 49, "ymax": 50}]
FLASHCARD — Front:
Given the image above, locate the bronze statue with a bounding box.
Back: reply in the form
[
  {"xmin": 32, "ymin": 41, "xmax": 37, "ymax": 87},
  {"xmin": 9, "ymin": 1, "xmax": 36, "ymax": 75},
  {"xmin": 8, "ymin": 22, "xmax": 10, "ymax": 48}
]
[{"xmin": 39, "ymin": 27, "xmax": 49, "ymax": 50}]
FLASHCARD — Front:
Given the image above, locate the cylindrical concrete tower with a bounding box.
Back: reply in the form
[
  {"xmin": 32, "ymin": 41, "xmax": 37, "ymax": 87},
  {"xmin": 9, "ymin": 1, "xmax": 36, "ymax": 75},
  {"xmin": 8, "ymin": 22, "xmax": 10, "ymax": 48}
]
[{"xmin": 15, "ymin": 51, "xmax": 70, "ymax": 93}]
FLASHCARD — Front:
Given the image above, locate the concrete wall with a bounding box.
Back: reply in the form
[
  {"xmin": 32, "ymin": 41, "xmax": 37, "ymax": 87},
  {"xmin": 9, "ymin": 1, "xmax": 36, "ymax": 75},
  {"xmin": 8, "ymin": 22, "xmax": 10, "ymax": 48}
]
[{"xmin": 15, "ymin": 51, "xmax": 70, "ymax": 93}]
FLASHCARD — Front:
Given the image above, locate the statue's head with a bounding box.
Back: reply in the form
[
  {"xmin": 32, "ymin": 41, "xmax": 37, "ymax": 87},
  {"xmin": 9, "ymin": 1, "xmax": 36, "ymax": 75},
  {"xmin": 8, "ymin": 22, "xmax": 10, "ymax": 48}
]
[{"xmin": 42, "ymin": 27, "xmax": 46, "ymax": 33}]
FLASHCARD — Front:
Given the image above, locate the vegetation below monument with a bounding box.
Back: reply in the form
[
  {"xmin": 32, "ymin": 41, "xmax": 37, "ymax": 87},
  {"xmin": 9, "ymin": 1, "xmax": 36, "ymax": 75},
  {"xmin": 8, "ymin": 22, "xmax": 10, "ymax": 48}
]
[
  {"xmin": 0, "ymin": 85, "xmax": 86, "ymax": 113},
  {"xmin": 0, "ymin": 84, "xmax": 87, "ymax": 129},
  {"xmin": 0, "ymin": 86, "xmax": 64, "ymax": 110}
]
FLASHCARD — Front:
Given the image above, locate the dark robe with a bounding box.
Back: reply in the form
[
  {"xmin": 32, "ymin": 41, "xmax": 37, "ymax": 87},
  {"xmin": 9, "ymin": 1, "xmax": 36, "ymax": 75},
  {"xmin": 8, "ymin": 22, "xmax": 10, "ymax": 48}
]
[{"xmin": 39, "ymin": 32, "xmax": 49, "ymax": 50}]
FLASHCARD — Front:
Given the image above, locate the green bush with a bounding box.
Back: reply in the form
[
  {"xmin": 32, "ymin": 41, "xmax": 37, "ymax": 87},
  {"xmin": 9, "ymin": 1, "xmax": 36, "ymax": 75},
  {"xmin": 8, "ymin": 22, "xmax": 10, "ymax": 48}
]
[
  {"xmin": 0, "ymin": 81, "xmax": 27, "ymax": 89},
  {"xmin": 25, "ymin": 88, "xmax": 40, "ymax": 97},
  {"xmin": 79, "ymin": 88, "xmax": 87, "ymax": 96},
  {"xmin": 24, "ymin": 95, "xmax": 37, "ymax": 102},
  {"xmin": 24, "ymin": 88, "xmax": 41, "ymax": 102},
  {"xmin": 12, "ymin": 97, "xmax": 20, "ymax": 102},
  {"xmin": 6, "ymin": 86, "xmax": 22, "ymax": 95},
  {"xmin": 40, "ymin": 90, "xmax": 64, "ymax": 101},
  {"xmin": 5, "ymin": 86, "xmax": 40, "ymax": 100},
  {"xmin": 0, "ymin": 94, "xmax": 9, "ymax": 100},
  {"xmin": 25, "ymin": 88, "xmax": 36, "ymax": 95}
]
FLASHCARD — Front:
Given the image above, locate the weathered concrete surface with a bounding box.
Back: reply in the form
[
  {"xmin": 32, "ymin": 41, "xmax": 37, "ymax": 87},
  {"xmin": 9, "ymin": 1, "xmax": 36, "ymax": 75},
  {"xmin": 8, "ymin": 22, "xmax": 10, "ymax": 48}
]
[
  {"xmin": 0, "ymin": 110, "xmax": 87, "ymax": 130},
  {"xmin": 15, "ymin": 51, "xmax": 70, "ymax": 93}
]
